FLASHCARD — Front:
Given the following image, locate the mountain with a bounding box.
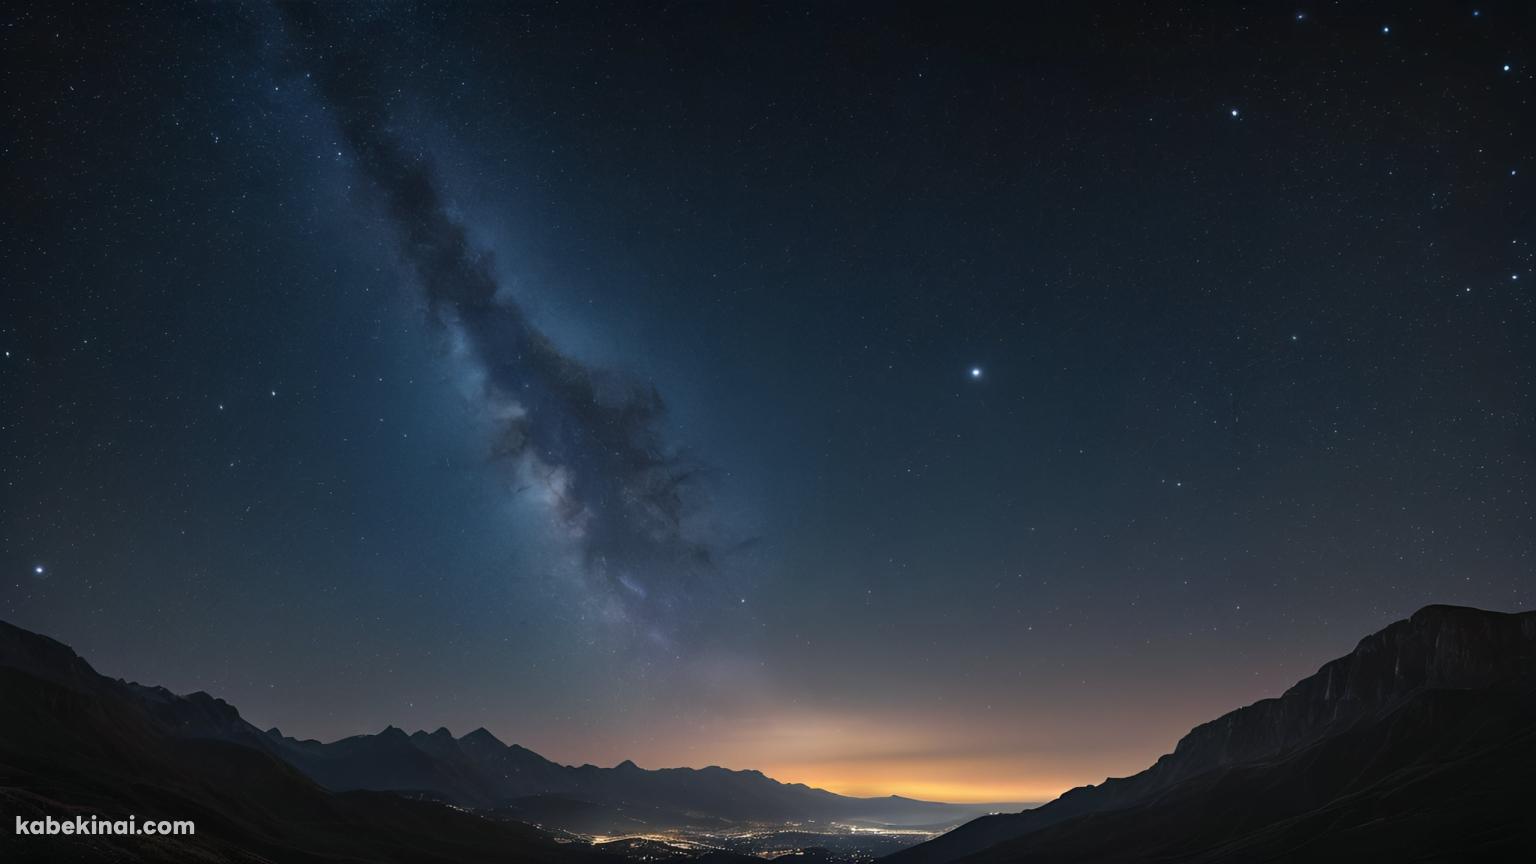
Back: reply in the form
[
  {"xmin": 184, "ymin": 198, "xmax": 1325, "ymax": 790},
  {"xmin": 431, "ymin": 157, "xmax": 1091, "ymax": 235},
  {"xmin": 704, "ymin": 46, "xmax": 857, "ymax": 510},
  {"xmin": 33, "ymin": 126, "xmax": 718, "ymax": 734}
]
[
  {"xmin": 263, "ymin": 722, "xmax": 1012, "ymax": 830},
  {"xmin": 885, "ymin": 604, "xmax": 1536, "ymax": 864},
  {"xmin": 0, "ymin": 616, "xmax": 1007, "ymax": 861},
  {"xmin": 13, "ymin": 605, "xmax": 1525, "ymax": 863},
  {"xmin": 0, "ymin": 620, "xmax": 604, "ymax": 864}
]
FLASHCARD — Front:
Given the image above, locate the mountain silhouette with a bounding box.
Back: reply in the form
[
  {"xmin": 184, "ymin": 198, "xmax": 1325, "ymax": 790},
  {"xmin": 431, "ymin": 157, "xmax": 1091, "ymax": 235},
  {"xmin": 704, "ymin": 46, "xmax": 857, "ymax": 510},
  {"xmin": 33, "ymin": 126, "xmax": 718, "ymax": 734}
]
[
  {"xmin": 4, "ymin": 605, "xmax": 1531, "ymax": 862},
  {"xmin": 264, "ymin": 721, "xmax": 1006, "ymax": 828},
  {"xmin": 884, "ymin": 604, "xmax": 1536, "ymax": 864},
  {"xmin": 0, "ymin": 620, "xmax": 606, "ymax": 864},
  {"xmin": 0, "ymin": 617, "xmax": 1007, "ymax": 861}
]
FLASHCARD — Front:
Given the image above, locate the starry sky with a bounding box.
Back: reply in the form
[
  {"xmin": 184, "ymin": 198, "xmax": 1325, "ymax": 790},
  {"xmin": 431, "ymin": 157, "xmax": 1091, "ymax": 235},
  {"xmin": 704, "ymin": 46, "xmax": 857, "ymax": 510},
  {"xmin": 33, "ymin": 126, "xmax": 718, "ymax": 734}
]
[{"xmin": 2, "ymin": 1, "xmax": 1532, "ymax": 803}]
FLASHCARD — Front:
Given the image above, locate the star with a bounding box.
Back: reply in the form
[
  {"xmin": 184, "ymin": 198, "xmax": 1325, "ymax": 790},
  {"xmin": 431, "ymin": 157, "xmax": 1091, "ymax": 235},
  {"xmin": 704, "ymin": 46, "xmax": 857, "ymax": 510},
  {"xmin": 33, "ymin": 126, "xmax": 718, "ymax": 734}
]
[
  {"xmin": 33, "ymin": 565, "xmax": 44, "ymax": 575},
  {"xmin": 1230, "ymin": 108, "xmax": 1240, "ymax": 118},
  {"xmin": 1381, "ymin": 25, "xmax": 1391, "ymax": 34},
  {"xmin": 1503, "ymin": 64, "xmax": 1511, "ymax": 72},
  {"xmin": 969, "ymin": 367, "xmax": 983, "ymax": 379}
]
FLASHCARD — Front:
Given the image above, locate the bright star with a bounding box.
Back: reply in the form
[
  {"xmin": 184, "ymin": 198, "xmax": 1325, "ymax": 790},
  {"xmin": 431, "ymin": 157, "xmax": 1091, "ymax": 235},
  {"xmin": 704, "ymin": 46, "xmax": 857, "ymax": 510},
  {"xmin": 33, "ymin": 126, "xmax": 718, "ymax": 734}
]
[
  {"xmin": 1381, "ymin": 25, "xmax": 1390, "ymax": 33},
  {"xmin": 1503, "ymin": 64, "xmax": 1511, "ymax": 72},
  {"xmin": 1230, "ymin": 108, "xmax": 1239, "ymax": 118},
  {"xmin": 970, "ymin": 367, "xmax": 983, "ymax": 379},
  {"xmin": 34, "ymin": 565, "xmax": 44, "ymax": 575}
]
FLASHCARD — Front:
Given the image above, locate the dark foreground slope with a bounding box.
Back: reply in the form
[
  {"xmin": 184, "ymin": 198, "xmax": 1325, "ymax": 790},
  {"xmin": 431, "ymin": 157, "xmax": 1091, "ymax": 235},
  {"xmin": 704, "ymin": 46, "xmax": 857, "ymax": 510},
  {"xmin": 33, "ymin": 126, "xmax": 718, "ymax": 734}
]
[
  {"xmin": 887, "ymin": 605, "xmax": 1536, "ymax": 864},
  {"xmin": 0, "ymin": 621, "xmax": 607, "ymax": 864}
]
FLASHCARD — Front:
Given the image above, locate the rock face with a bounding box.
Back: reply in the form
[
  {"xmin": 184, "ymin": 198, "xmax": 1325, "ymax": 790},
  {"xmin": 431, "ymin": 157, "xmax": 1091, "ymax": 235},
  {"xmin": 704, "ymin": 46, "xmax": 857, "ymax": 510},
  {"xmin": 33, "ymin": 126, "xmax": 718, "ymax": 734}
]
[
  {"xmin": 1086, "ymin": 604, "xmax": 1536, "ymax": 801},
  {"xmin": 886, "ymin": 605, "xmax": 1536, "ymax": 864},
  {"xmin": 1164, "ymin": 604, "xmax": 1535, "ymax": 761}
]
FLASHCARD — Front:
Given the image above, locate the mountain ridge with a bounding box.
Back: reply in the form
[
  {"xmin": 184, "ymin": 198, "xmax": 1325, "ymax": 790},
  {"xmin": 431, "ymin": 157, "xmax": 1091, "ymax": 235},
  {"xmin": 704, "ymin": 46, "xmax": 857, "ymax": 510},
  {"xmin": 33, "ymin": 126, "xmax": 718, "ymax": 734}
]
[
  {"xmin": 884, "ymin": 604, "xmax": 1536, "ymax": 864},
  {"xmin": 0, "ymin": 641, "xmax": 607, "ymax": 863},
  {"xmin": 0, "ymin": 617, "xmax": 1015, "ymax": 832}
]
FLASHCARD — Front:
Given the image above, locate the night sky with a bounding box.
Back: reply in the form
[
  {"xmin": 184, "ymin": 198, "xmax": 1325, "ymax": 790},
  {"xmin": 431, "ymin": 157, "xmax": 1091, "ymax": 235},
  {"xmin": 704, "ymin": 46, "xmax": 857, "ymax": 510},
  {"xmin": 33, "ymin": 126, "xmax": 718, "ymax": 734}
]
[{"xmin": 2, "ymin": 2, "xmax": 1532, "ymax": 802}]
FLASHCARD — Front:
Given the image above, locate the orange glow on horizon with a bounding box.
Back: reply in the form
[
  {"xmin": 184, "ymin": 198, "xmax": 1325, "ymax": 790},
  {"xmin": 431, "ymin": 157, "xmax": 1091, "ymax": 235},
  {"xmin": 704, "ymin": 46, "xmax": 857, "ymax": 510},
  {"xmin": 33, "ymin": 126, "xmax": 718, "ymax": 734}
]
[
  {"xmin": 804, "ymin": 776, "xmax": 1065, "ymax": 805},
  {"xmin": 744, "ymin": 757, "xmax": 1073, "ymax": 804},
  {"xmin": 522, "ymin": 696, "xmax": 1237, "ymax": 809}
]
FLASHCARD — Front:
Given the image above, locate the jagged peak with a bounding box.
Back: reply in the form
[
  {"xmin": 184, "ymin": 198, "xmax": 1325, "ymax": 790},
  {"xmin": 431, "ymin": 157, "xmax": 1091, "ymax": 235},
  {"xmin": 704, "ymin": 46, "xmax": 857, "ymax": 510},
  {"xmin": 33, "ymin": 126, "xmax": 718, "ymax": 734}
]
[
  {"xmin": 614, "ymin": 758, "xmax": 640, "ymax": 770},
  {"xmin": 459, "ymin": 726, "xmax": 508, "ymax": 749}
]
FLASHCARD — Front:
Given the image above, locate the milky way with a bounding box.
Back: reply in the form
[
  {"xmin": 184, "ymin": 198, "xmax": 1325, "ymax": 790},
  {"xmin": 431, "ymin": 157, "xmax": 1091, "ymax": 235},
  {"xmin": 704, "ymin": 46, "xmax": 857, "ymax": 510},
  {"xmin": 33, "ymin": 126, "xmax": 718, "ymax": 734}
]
[{"xmin": 280, "ymin": 5, "xmax": 716, "ymax": 639}]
